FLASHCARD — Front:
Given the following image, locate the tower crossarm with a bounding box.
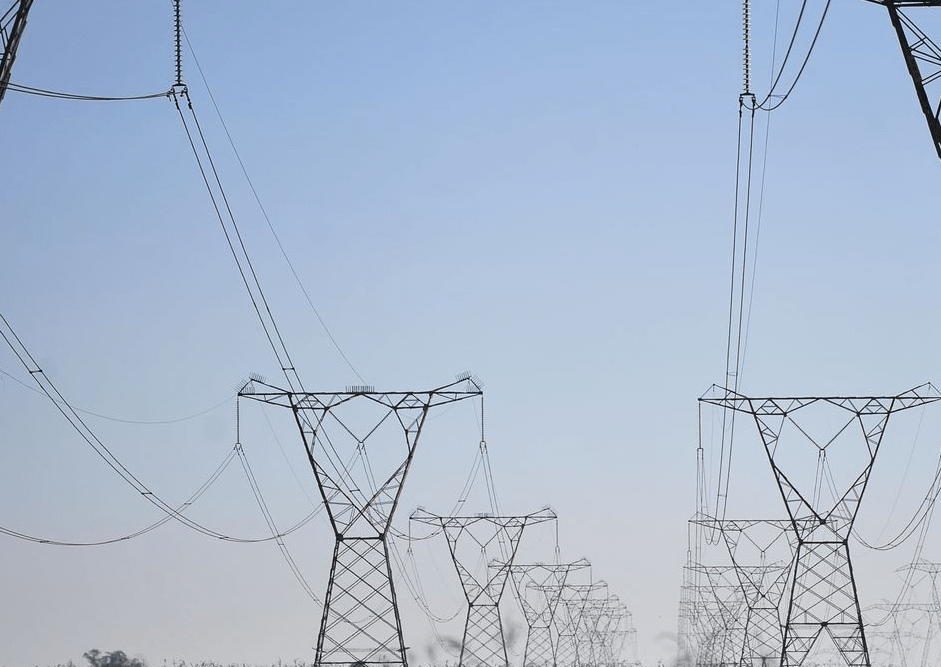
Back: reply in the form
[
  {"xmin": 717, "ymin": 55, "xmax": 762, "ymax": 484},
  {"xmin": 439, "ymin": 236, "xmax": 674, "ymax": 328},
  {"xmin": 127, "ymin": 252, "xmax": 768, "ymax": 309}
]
[
  {"xmin": 862, "ymin": 1, "xmax": 941, "ymax": 160},
  {"xmin": 510, "ymin": 559, "xmax": 591, "ymax": 628},
  {"xmin": 699, "ymin": 384, "xmax": 940, "ymax": 538},
  {"xmin": 0, "ymin": 0, "xmax": 33, "ymax": 111},
  {"xmin": 240, "ymin": 377, "xmax": 482, "ymax": 536},
  {"xmin": 699, "ymin": 383, "xmax": 941, "ymax": 415},
  {"xmin": 410, "ymin": 508, "xmax": 557, "ymax": 604}
]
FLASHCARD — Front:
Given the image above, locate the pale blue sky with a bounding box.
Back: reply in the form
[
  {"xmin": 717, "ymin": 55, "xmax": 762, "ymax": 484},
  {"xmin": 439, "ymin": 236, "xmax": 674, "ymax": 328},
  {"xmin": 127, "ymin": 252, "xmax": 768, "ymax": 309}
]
[{"xmin": 2, "ymin": 2, "xmax": 941, "ymax": 666}]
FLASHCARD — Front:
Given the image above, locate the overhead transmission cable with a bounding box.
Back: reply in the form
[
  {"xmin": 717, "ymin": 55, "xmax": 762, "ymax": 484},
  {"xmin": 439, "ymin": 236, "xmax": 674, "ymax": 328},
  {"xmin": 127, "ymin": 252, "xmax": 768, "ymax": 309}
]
[
  {"xmin": 6, "ymin": 82, "xmax": 173, "ymax": 101},
  {"xmin": 0, "ymin": 444, "xmax": 237, "ymax": 546},
  {"xmin": 713, "ymin": 0, "xmax": 826, "ymax": 525},
  {"xmin": 0, "ymin": 309, "xmax": 318, "ymax": 545},
  {"xmin": 714, "ymin": 0, "xmax": 759, "ymax": 525},
  {"xmin": 178, "ymin": 25, "xmax": 366, "ymax": 385},
  {"xmin": 171, "ymin": 87, "xmax": 361, "ymax": 505},
  {"xmin": 235, "ymin": 397, "xmax": 322, "ymax": 605},
  {"xmin": 0, "ymin": 366, "xmax": 234, "ymax": 425},
  {"xmin": 749, "ymin": 0, "xmax": 833, "ymax": 112}
]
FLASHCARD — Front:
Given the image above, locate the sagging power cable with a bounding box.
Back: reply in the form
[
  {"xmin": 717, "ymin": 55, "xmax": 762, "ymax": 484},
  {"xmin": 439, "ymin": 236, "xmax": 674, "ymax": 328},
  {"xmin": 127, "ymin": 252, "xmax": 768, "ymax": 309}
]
[
  {"xmin": 0, "ymin": 444, "xmax": 237, "ymax": 546},
  {"xmin": 178, "ymin": 25, "xmax": 366, "ymax": 385},
  {"xmin": 7, "ymin": 82, "xmax": 173, "ymax": 101},
  {"xmin": 0, "ymin": 308, "xmax": 319, "ymax": 545}
]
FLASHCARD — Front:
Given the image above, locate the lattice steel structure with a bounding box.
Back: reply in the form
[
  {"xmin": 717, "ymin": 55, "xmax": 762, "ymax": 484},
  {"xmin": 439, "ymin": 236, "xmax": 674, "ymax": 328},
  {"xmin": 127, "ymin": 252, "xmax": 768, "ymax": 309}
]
[
  {"xmin": 510, "ymin": 559, "xmax": 591, "ymax": 667},
  {"xmin": 411, "ymin": 508, "xmax": 557, "ymax": 667},
  {"xmin": 869, "ymin": 560, "xmax": 941, "ymax": 667},
  {"xmin": 0, "ymin": 0, "xmax": 32, "ymax": 110},
  {"xmin": 863, "ymin": 1, "xmax": 941, "ymax": 161},
  {"xmin": 694, "ymin": 517, "xmax": 793, "ymax": 667},
  {"xmin": 553, "ymin": 581, "xmax": 609, "ymax": 667},
  {"xmin": 240, "ymin": 377, "xmax": 482, "ymax": 667},
  {"xmin": 578, "ymin": 597, "xmax": 633, "ymax": 667},
  {"xmin": 686, "ymin": 564, "xmax": 746, "ymax": 667},
  {"xmin": 701, "ymin": 384, "xmax": 941, "ymax": 667}
]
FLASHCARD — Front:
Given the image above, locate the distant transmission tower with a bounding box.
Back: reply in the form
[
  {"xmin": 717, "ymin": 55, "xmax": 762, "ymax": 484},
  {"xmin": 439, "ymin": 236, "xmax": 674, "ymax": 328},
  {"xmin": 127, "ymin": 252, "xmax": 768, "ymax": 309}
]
[
  {"xmin": 871, "ymin": 560, "xmax": 941, "ymax": 667},
  {"xmin": 240, "ymin": 376, "xmax": 482, "ymax": 667},
  {"xmin": 686, "ymin": 564, "xmax": 745, "ymax": 667},
  {"xmin": 693, "ymin": 517, "xmax": 793, "ymax": 667},
  {"xmin": 510, "ymin": 559, "xmax": 591, "ymax": 667},
  {"xmin": 554, "ymin": 581, "xmax": 609, "ymax": 667},
  {"xmin": 579, "ymin": 597, "xmax": 632, "ymax": 667},
  {"xmin": 701, "ymin": 384, "xmax": 941, "ymax": 667},
  {"xmin": 411, "ymin": 508, "xmax": 557, "ymax": 667}
]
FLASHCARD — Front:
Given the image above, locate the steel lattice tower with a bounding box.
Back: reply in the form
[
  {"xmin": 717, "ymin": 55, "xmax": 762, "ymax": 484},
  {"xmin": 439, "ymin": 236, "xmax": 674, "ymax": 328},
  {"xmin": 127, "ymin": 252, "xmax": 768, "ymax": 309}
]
[
  {"xmin": 694, "ymin": 517, "xmax": 793, "ymax": 667},
  {"xmin": 510, "ymin": 559, "xmax": 591, "ymax": 667},
  {"xmin": 0, "ymin": 0, "xmax": 32, "ymax": 110},
  {"xmin": 411, "ymin": 509, "xmax": 557, "ymax": 667},
  {"xmin": 687, "ymin": 564, "xmax": 745, "ymax": 667},
  {"xmin": 701, "ymin": 384, "xmax": 941, "ymax": 667},
  {"xmin": 240, "ymin": 377, "xmax": 482, "ymax": 667},
  {"xmin": 862, "ymin": 1, "xmax": 941, "ymax": 161},
  {"xmin": 870, "ymin": 560, "xmax": 941, "ymax": 667},
  {"xmin": 579, "ymin": 597, "xmax": 632, "ymax": 667},
  {"xmin": 554, "ymin": 581, "xmax": 609, "ymax": 667}
]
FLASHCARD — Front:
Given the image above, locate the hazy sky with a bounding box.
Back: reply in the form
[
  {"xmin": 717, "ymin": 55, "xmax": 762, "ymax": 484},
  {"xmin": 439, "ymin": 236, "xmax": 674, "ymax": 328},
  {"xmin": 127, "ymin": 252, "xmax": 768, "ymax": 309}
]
[{"xmin": 3, "ymin": 2, "xmax": 941, "ymax": 666}]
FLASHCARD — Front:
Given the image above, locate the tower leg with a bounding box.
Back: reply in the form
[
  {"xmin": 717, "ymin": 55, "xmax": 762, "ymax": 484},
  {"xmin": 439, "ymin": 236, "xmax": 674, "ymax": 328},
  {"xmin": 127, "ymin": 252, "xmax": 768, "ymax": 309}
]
[
  {"xmin": 461, "ymin": 604, "xmax": 507, "ymax": 667},
  {"xmin": 524, "ymin": 626, "xmax": 553, "ymax": 667},
  {"xmin": 556, "ymin": 633, "xmax": 578, "ymax": 667},
  {"xmin": 781, "ymin": 542, "xmax": 869, "ymax": 667},
  {"xmin": 316, "ymin": 536, "xmax": 407, "ymax": 667}
]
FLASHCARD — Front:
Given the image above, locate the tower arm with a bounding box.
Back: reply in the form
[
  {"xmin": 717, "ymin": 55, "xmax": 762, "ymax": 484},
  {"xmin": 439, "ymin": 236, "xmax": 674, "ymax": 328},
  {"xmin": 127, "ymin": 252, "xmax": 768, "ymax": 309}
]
[
  {"xmin": 0, "ymin": 0, "xmax": 33, "ymax": 112},
  {"xmin": 871, "ymin": 1, "xmax": 941, "ymax": 160}
]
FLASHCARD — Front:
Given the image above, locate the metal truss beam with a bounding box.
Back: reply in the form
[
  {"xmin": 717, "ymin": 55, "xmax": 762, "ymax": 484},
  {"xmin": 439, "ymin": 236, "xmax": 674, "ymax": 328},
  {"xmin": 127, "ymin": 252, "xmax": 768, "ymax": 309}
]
[
  {"xmin": 0, "ymin": 0, "xmax": 32, "ymax": 111},
  {"xmin": 240, "ymin": 377, "xmax": 482, "ymax": 667},
  {"xmin": 700, "ymin": 384, "xmax": 941, "ymax": 667},
  {"xmin": 411, "ymin": 508, "xmax": 557, "ymax": 667}
]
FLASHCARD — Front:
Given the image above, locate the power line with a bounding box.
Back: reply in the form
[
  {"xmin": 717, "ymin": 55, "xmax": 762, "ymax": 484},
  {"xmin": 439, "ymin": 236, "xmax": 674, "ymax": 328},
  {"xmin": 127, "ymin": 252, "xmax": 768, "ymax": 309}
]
[
  {"xmin": 178, "ymin": 26, "xmax": 367, "ymax": 385},
  {"xmin": 7, "ymin": 81, "xmax": 172, "ymax": 101},
  {"xmin": 0, "ymin": 367, "xmax": 234, "ymax": 424},
  {"xmin": 0, "ymin": 308, "xmax": 319, "ymax": 545},
  {"xmin": 0, "ymin": 444, "xmax": 237, "ymax": 546}
]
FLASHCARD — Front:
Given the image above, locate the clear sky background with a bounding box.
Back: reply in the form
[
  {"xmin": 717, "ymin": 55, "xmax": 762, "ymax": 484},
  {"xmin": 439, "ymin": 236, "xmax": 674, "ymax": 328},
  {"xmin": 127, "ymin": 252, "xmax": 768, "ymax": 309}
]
[{"xmin": 3, "ymin": 1, "xmax": 941, "ymax": 666}]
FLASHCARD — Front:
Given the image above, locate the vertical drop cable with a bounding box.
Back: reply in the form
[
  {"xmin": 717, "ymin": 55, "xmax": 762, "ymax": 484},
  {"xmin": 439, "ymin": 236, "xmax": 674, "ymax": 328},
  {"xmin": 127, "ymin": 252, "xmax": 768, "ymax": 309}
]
[{"xmin": 716, "ymin": 0, "xmax": 755, "ymax": 522}]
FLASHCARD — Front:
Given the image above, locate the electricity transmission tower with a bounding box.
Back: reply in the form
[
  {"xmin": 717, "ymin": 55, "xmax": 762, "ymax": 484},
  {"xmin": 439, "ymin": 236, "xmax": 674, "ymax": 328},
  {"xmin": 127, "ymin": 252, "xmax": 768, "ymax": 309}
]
[
  {"xmin": 686, "ymin": 564, "xmax": 745, "ymax": 667},
  {"xmin": 0, "ymin": 0, "xmax": 32, "ymax": 110},
  {"xmin": 863, "ymin": 1, "xmax": 941, "ymax": 160},
  {"xmin": 410, "ymin": 509, "xmax": 557, "ymax": 667},
  {"xmin": 693, "ymin": 517, "xmax": 793, "ymax": 667},
  {"xmin": 510, "ymin": 559, "xmax": 591, "ymax": 667},
  {"xmin": 870, "ymin": 560, "xmax": 941, "ymax": 667},
  {"xmin": 701, "ymin": 384, "xmax": 941, "ymax": 667},
  {"xmin": 555, "ymin": 581, "xmax": 609, "ymax": 667},
  {"xmin": 240, "ymin": 377, "xmax": 483, "ymax": 667},
  {"xmin": 579, "ymin": 597, "xmax": 633, "ymax": 667}
]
